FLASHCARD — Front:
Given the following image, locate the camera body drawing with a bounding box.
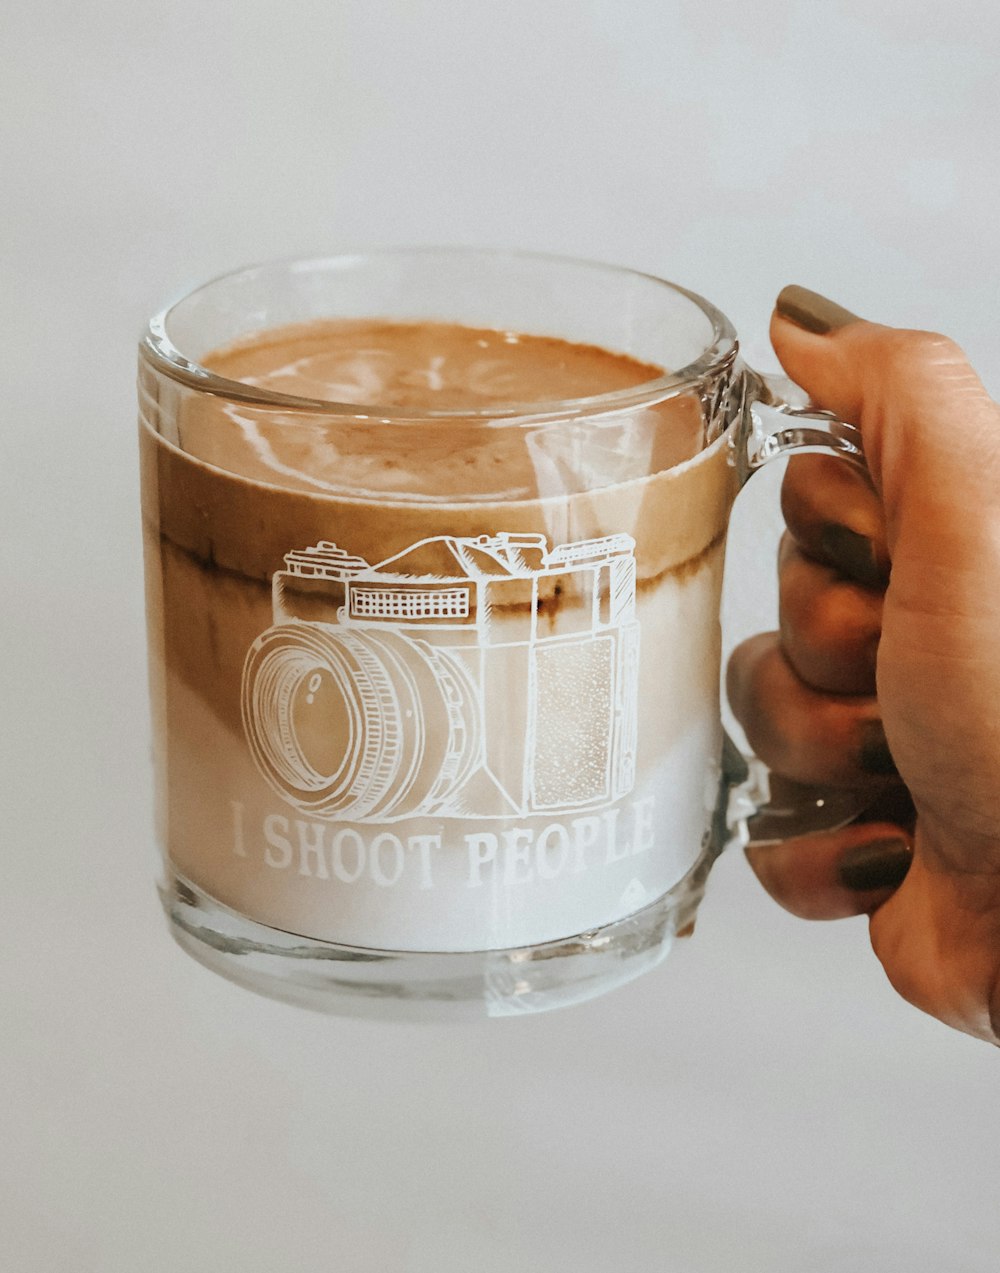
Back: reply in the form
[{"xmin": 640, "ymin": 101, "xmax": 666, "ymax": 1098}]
[{"xmin": 241, "ymin": 532, "xmax": 640, "ymax": 822}]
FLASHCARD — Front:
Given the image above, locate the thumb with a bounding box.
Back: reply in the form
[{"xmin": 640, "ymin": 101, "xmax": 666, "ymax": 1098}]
[{"xmin": 769, "ymin": 287, "xmax": 1000, "ymax": 554}]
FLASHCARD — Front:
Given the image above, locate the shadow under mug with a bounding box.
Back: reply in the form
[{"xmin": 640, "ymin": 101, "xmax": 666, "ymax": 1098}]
[{"xmin": 138, "ymin": 249, "xmax": 864, "ymax": 1019}]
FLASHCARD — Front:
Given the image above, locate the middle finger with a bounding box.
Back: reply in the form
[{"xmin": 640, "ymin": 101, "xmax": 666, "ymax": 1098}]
[{"xmin": 779, "ymin": 533, "xmax": 884, "ymax": 695}]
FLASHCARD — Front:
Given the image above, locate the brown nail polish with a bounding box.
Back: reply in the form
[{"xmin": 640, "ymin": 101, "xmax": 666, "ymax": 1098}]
[
  {"xmin": 859, "ymin": 719, "xmax": 897, "ymax": 776},
  {"xmin": 776, "ymin": 285, "xmax": 860, "ymax": 335},
  {"xmin": 819, "ymin": 523, "xmax": 887, "ymax": 589},
  {"xmin": 838, "ymin": 838, "xmax": 911, "ymax": 891}
]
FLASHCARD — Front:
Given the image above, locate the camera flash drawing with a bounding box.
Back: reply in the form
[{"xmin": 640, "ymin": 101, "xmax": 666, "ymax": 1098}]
[{"xmin": 241, "ymin": 532, "xmax": 640, "ymax": 822}]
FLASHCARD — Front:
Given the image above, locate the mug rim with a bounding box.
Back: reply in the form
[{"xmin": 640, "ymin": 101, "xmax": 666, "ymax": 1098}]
[{"xmin": 140, "ymin": 247, "xmax": 739, "ymax": 424}]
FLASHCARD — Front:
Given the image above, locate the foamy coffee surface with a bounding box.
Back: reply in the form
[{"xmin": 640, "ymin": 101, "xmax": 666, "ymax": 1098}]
[
  {"xmin": 177, "ymin": 320, "xmax": 705, "ymax": 502},
  {"xmin": 206, "ymin": 318, "xmax": 667, "ymax": 410}
]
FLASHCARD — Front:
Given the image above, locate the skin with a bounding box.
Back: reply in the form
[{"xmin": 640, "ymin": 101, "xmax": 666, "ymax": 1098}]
[{"xmin": 727, "ymin": 306, "xmax": 1000, "ymax": 1045}]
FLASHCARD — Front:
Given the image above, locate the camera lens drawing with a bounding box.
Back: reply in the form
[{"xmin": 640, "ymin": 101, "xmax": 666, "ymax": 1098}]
[{"xmin": 241, "ymin": 532, "xmax": 640, "ymax": 821}]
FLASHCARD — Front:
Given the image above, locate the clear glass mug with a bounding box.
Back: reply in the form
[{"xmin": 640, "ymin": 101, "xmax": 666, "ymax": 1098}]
[{"xmin": 138, "ymin": 249, "xmax": 864, "ymax": 1019}]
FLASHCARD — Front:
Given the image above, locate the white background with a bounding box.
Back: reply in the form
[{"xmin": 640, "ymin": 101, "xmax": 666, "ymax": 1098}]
[{"xmin": 2, "ymin": 3, "xmax": 999, "ymax": 1270}]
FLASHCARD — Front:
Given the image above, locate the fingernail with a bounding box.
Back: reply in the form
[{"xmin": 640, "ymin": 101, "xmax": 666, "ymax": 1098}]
[
  {"xmin": 819, "ymin": 523, "xmax": 887, "ymax": 589},
  {"xmin": 859, "ymin": 719, "xmax": 897, "ymax": 776},
  {"xmin": 776, "ymin": 285, "xmax": 860, "ymax": 335},
  {"xmin": 838, "ymin": 838, "xmax": 911, "ymax": 891}
]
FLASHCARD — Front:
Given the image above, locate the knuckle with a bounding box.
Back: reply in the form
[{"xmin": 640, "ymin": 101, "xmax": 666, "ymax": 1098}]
[
  {"xmin": 878, "ymin": 328, "xmax": 969, "ymax": 378},
  {"xmin": 727, "ymin": 642, "xmax": 786, "ymax": 759},
  {"xmin": 868, "ymin": 907, "xmax": 914, "ymax": 997},
  {"xmin": 777, "ymin": 530, "xmax": 797, "ymax": 571},
  {"xmin": 779, "ymin": 548, "xmax": 845, "ymax": 646},
  {"xmin": 909, "ymin": 329, "xmax": 964, "ymax": 361},
  {"xmin": 726, "ymin": 634, "xmax": 772, "ymax": 715},
  {"xmin": 778, "ymin": 550, "xmax": 814, "ymax": 628},
  {"xmin": 780, "ymin": 455, "xmax": 838, "ymax": 524}
]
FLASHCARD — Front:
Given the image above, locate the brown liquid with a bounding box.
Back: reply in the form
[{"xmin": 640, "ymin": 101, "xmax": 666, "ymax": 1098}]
[
  {"xmin": 172, "ymin": 320, "xmax": 706, "ymax": 501},
  {"xmin": 205, "ymin": 318, "xmax": 668, "ymax": 410}
]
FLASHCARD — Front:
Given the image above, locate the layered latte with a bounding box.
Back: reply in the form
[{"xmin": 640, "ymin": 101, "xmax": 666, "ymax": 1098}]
[{"xmin": 140, "ymin": 320, "xmax": 737, "ymax": 950}]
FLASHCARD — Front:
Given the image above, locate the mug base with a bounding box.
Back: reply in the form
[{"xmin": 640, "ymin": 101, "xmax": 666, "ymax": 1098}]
[{"xmin": 159, "ymin": 852, "xmax": 716, "ymax": 1020}]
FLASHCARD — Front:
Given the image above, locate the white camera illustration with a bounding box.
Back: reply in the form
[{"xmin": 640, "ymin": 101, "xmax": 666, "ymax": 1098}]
[{"xmin": 241, "ymin": 532, "xmax": 640, "ymax": 822}]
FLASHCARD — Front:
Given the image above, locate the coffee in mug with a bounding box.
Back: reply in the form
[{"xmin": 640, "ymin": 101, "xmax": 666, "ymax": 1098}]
[{"xmin": 139, "ymin": 250, "xmax": 862, "ymax": 1017}]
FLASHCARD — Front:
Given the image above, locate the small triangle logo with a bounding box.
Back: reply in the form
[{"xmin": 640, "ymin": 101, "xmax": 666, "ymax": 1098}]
[{"xmin": 619, "ymin": 878, "xmax": 647, "ymax": 912}]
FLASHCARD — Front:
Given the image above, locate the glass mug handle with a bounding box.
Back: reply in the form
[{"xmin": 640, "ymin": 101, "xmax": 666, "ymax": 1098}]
[{"xmin": 723, "ymin": 366, "xmax": 869, "ymax": 851}]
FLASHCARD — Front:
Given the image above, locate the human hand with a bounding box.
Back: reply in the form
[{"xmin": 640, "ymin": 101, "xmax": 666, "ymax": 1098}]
[{"xmin": 727, "ymin": 286, "xmax": 1000, "ymax": 1044}]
